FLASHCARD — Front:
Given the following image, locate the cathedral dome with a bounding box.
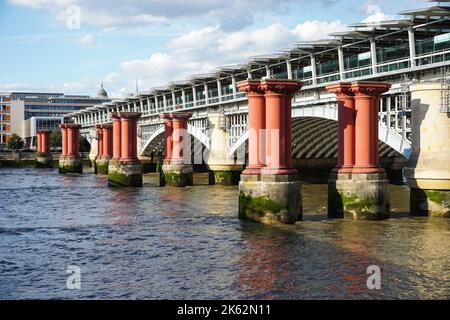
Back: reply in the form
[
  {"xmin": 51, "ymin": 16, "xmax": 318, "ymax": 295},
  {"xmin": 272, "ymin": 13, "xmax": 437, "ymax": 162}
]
[{"xmin": 97, "ymin": 81, "xmax": 108, "ymax": 98}]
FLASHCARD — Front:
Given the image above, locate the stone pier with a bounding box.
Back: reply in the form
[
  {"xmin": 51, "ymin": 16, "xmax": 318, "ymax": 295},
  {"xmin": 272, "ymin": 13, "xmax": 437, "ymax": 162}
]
[
  {"xmin": 96, "ymin": 124, "xmax": 113, "ymax": 175},
  {"xmin": 327, "ymin": 82, "xmax": 391, "ymax": 220},
  {"xmin": 405, "ymin": 82, "xmax": 450, "ymax": 217},
  {"xmin": 59, "ymin": 124, "xmax": 82, "ymax": 174},
  {"xmin": 35, "ymin": 130, "xmax": 53, "ymax": 168},
  {"xmin": 160, "ymin": 112, "xmax": 194, "ymax": 187},
  {"xmin": 108, "ymin": 112, "xmax": 143, "ymax": 187},
  {"xmin": 237, "ymin": 79, "xmax": 303, "ymax": 225},
  {"xmin": 207, "ymin": 112, "xmax": 243, "ymax": 186}
]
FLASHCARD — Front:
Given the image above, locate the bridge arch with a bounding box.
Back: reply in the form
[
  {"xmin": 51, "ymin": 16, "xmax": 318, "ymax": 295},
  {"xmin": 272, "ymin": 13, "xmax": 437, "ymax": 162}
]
[
  {"xmin": 227, "ymin": 114, "xmax": 412, "ymax": 160},
  {"xmin": 140, "ymin": 124, "xmax": 210, "ymax": 156}
]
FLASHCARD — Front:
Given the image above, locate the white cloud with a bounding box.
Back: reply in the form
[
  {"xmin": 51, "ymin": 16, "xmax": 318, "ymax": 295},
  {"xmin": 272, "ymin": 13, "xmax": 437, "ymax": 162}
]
[
  {"xmin": 118, "ymin": 21, "xmax": 346, "ymax": 90},
  {"xmin": 79, "ymin": 33, "xmax": 94, "ymax": 46},
  {"xmin": 363, "ymin": 4, "xmax": 394, "ymax": 23},
  {"xmin": 7, "ymin": 0, "xmax": 304, "ymax": 29}
]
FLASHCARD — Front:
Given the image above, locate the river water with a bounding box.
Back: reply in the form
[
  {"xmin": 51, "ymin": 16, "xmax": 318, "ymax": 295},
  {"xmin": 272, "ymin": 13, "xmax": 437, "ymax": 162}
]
[{"xmin": 0, "ymin": 167, "xmax": 449, "ymax": 300}]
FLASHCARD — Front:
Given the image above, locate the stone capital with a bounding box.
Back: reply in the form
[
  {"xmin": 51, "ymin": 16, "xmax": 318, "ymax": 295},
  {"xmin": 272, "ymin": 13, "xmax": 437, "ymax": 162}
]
[
  {"xmin": 326, "ymin": 83, "xmax": 353, "ymax": 97},
  {"xmin": 351, "ymin": 81, "xmax": 391, "ymax": 97},
  {"xmin": 236, "ymin": 80, "xmax": 264, "ymax": 96},
  {"xmin": 260, "ymin": 79, "xmax": 304, "ymax": 96},
  {"xmin": 117, "ymin": 112, "xmax": 142, "ymax": 120}
]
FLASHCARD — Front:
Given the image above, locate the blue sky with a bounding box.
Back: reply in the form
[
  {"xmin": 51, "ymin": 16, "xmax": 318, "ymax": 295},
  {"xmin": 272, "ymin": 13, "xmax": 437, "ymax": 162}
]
[{"xmin": 0, "ymin": 0, "xmax": 430, "ymax": 97}]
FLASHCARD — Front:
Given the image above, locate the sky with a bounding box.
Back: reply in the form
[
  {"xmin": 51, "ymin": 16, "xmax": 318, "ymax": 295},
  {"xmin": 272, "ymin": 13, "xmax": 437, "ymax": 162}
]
[{"xmin": 0, "ymin": 0, "xmax": 431, "ymax": 98}]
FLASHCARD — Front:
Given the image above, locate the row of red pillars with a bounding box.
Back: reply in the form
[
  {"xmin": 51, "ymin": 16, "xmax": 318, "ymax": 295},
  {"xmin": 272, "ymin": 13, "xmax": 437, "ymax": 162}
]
[
  {"xmin": 237, "ymin": 80, "xmax": 304, "ymax": 175},
  {"xmin": 59, "ymin": 124, "xmax": 81, "ymax": 158},
  {"xmin": 36, "ymin": 130, "xmax": 51, "ymax": 156},
  {"xmin": 326, "ymin": 82, "xmax": 391, "ymax": 174},
  {"xmin": 111, "ymin": 112, "xmax": 142, "ymax": 162},
  {"xmin": 161, "ymin": 113, "xmax": 192, "ymax": 163},
  {"xmin": 96, "ymin": 124, "xmax": 113, "ymax": 160}
]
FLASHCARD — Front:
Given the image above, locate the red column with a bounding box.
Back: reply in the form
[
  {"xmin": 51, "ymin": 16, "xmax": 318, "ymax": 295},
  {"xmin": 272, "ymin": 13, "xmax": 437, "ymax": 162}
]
[
  {"xmin": 43, "ymin": 131, "xmax": 51, "ymax": 155},
  {"xmin": 171, "ymin": 113, "xmax": 192, "ymax": 163},
  {"xmin": 96, "ymin": 125, "xmax": 104, "ymax": 159},
  {"xmin": 119, "ymin": 112, "xmax": 142, "ymax": 162},
  {"xmin": 260, "ymin": 80, "xmax": 303, "ymax": 175},
  {"xmin": 237, "ymin": 80, "xmax": 266, "ymax": 175},
  {"xmin": 326, "ymin": 83, "xmax": 355, "ymax": 172},
  {"xmin": 351, "ymin": 82, "xmax": 390, "ymax": 173},
  {"xmin": 102, "ymin": 125, "xmax": 113, "ymax": 159},
  {"xmin": 64, "ymin": 124, "xmax": 81, "ymax": 158},
  {"xmin": 37, "ymin": 131, "xmax": 42, "ymax": 153},
  {"xmin": 120, "ymin": 117, "xmax": 131, "ymax": 161},
  {"xmin": 111, "ymin": 114, "xmax": 121, "ymax": 161},
  {"xmin": 161, "ymin": 115, "xmax": 173, "ymax": 162},
  {"xmin": 67, "ymin": 126, "xmax": 74, "ymax": 157},
  {"xmin": 60, "ymin": 125, "xmax": 67, "ymax": 157}
]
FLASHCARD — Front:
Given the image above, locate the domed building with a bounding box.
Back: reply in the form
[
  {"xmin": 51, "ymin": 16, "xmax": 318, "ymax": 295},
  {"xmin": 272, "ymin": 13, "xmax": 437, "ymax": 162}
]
[{"xmin": 97, "ymin": 81, "xmax": 108, "ymax": 98}]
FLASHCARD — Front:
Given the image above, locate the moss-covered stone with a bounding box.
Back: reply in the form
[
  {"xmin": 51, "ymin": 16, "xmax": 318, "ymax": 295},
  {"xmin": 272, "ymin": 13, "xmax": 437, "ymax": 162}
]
[
  {"xmin": 108, "ymin": 170, "xmax": 142, "ymax": 187},
  {"xmin": 35, "ymin": 156, "xmax": 53, "ymax": 168},
  {"xmin": 411, "ymin": 188, "xmax": 450, "ymax": 218},
  {"xmin": 59, "ymin": 162, "xmax": 83, "ymax": 174},
  {"xmin": 95, "ymin": 159, "xmax": 110, "ymax": 175},
  {"xmin": 163, "ymin": 171, "xmax": 193, "ymax": 187},
  {"xmin": 209, "ymin": 170, "xmax": 241, "ymax": 186},
  {"xmin": 239, "ymin": 193, "xmax": 296, "ymax": 224}
]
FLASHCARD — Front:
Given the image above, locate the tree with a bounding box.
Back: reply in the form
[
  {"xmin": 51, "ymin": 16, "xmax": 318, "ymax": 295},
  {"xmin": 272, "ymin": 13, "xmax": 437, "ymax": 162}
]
[
  {"xmin": 50, "ymin": 129, "xmax": 62, "ymax": 149},
  {"xmin": 7, "ymin": 134, "xmax": 24, "ymax": 150}
]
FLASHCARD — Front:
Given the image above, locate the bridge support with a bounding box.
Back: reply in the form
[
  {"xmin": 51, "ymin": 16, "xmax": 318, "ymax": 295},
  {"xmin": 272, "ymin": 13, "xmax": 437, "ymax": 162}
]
[
  {"xmin": 405, "ymin": 82, "xmax": 450, "ymax": 217},
  {"xmin": 237, "ymin": 79, "xmax": 303, "ymax": 225},
  {"xmin": 327, "ymin": 82, "xmax": 391, "ymax": 220},
  {"xmin": 108, "ymin": 113, "xmax": 143, "ymax": 187},
  {"xmin": 59, "ymin": 124, "xmax": 82, "ymax": 174},
  {"xmin": 35, "ymin": 130, "xmax": 53, "ymax": 168},
  {"xmin": 160, "ymin": 113, "xmax": 194, "ymax": 187},
  {"xmin": 207, "ymin": 112, "xmax": 243, "ymax": 185},
  {"xmin": 96, "ymin": 124, "xmax": 112, "ymax": 175}
]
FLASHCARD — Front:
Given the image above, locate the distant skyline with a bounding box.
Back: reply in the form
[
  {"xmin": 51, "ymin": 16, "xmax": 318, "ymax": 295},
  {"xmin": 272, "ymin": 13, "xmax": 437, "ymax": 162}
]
[{"xmin": 0, "ymin": 0, "xmax": 431, "ymax": 98}]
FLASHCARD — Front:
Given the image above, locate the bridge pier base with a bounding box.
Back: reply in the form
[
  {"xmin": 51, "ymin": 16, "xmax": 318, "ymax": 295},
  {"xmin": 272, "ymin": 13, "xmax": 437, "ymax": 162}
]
[
  {"xmin": 237, "ymin": 79, "xmax": 304, "ymax": 225},
  {"xmin": 35, "ymin": 130, "xmax": 53, "ymax": 168},
  {"xmin": 328, "ymin": 172, "xmax": 390, "ymax": 220},
  {"xmin": 108, "ymin": 112, "xmax": 143, "ymax": 187},
  {"xmin": 160, "ymin": 113, "xmax": 194, "ymax": 187},
  {"xmin": 96, "ymin": 124, "xmax": 113, "ymax": 175},
  {"xmin": 405, "ymin": 82, "xmax": 450, "ymax": 217},
  {"xmin": 239, "ymin": 173, "xmax": 302, "ymax": 224},
  {"xmin": 108, "ymin": 160, "xmax": 143, "ymax": 187},
  {"xmin": 209, "ymin": 165, "xmax": 243, "ymax": 186},
  {"xmin": 326, "ymin": 82, "xmax": 391, "ymax": 220},
  {"xmin": 161, "ymin": 163, "xmax": 193, "ymax": 187},
  {"xmin": 59, "ymin": 124, "xmax": 82, "ymax": 174}
]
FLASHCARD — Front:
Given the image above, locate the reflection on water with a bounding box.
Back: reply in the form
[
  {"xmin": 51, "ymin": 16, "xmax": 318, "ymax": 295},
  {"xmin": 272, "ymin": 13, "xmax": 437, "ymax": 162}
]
[{"xmin": 0, "ymin": 168, "xmax": 449, "ymax": 299}]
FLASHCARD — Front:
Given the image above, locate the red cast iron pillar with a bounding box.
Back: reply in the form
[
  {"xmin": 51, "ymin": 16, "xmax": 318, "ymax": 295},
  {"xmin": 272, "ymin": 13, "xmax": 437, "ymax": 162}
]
[
  {"xmin": 236, "ymin": 80, "xmax": 266, "ymax": 175},
  {"xmin": 351, "ymin": 82, "xmax": 390, "ymax": 174},
  {"xmin": 326, "ymin": 83, "xmax": 355, "ymax": 172}
]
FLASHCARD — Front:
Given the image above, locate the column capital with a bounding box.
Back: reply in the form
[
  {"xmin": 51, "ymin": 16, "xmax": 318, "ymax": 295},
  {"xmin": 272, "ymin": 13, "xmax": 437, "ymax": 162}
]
[
  {"xmin": 236, "ymin": 80, "xmax": 264, "ymax": 96},
  {"xmin": 160, "ymin": 112, "xmax": 192, "ymax": 121},
  {"xmin": 117, "ymin": 112, "xmax": 142, "ymax": 120},
  {"xmin": 260, "ymin": 79, "xmax": 304, "ymax": 96},
  {"xmin": 99, "ymin": 124, "xmax": 113, "ymax": 130},
  {"xmin": 326, "ymin": 83, "xmax": 353, "ymax": 97},
  {"xmin": 351, "ymin": 81, "xmax": 391, "ymax": 97}
]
